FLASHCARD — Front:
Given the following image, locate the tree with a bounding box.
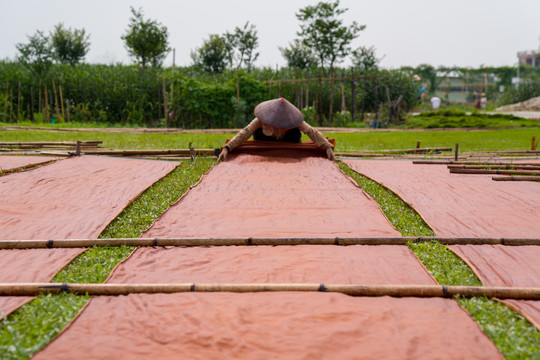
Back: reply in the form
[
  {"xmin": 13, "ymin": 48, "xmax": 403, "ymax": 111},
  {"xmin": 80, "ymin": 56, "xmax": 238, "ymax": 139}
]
[
  {"xmin": 50, "ymin": 23, "xmax": 90, "ymax": 65},
  {"xmin": 191, "ymin": 34, "xmax": 229, "ymax": 74},
  {"xmin": 225, "ymin": 22, "xmax": 259, "ymax": 72},
  {"xmin": 122, "ymin": 7, "xmax": 170, "ymax": 68},
  {"xmin": 351, "ymin": 46, "xmax": 379, "ymax": 73},
  {"xmin": 279, "ymin": 39, "xmax": 316, "ymax": 70},
  {"xmin": 16, "ymin": 30, "xmax": 53, "ymax": 79},
  {"xmin": 296, "ymin": 0, "xmax": 365, "ymax": 124}
]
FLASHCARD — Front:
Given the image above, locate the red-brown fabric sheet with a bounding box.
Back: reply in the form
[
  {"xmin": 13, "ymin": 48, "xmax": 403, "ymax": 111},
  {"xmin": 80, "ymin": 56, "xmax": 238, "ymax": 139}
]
[
  {"xmin": 0, "ymin": 156, "xmax": 178, "ymax": 316},
  {"xmin": 35, "ymin": 245, "xmax": 502, "ymax": 359},
  {"xmin": 144, "ymin": 150, "xmax": 400, "ymax": 238},
  {"xmin": 344, "ymin": 159, "xmax": 540, "ymax": 330},
  {"xmin": 35, "ymin": 151, "xmax": 501, "ymax": 359},
  {"xmin": 343, "ymin": 160, "xmax": 540, "ymax": 238},
  {"xmin": 0, "ymin": 155, "xmax": 57, "ymax": 173},
  {"xmin": 451, "ymin": 245, "xmax": 540, "ymax": 329}
]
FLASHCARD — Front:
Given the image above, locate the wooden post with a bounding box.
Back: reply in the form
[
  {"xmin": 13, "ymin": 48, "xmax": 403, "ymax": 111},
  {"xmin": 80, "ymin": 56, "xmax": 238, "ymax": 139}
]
[
  {"xmin": 30, "ymin": 86, "xmax": 35, "ymax": 121},
  {"xmin": 44, "ymin": 84, "xmax": 49, "ymax": 123},
  {"xmin": 416, "ymin": 141, "xmax": 421, "ymax": 149},
  {"xmin": 9, "ymin": 88, "xmax": 13, "ymax": 122},
  {"xmin": 59, "ymin": 85, "xmax": 65, "ymax": 121},
  {"xmin": 76, "ymin": 141, "xmax": 81, "ymax": 156},
  {"xmin": 162, "ymin": 76, "xmax": 168, "ymax": 128},
  {"xmin": 532, "ymin": 136, "xmax": 537, "ymax": 151},
  {"xmin": 17, "ymin": 80, "xmax": 21, "ymax": 122},
  {"xmin": 38, "ymin": 79, "xmax": 42, "ymax": 118},
  {"xmin": 455, "ymin": 143, "xmax": 459, "ymax": 161},
  {"xmin": 3, "ymin": 83, "xmax": 7, "ymax": 123},
  {"xmin": 52, "ymin": 78, "xmax": 61, "ymax": 123},
  {"xmin": 351, "ymin": 68, "xmax": 356, "ymax": 122}
]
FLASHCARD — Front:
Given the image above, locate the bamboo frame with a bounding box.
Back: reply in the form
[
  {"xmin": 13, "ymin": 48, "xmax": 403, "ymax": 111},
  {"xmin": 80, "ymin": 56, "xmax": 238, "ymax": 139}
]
[
  {"xmin": 449, "ymin": 168, "xmax": 540, "ymax": 176},
  {"xmin": 448, "ymin": 164, "xmax": 540, "ymax": 171},
  {"xmin": 414, "ymin": 160, "xmax": 540, "ymax": 166},
  {"xmin": 2, "ymin": 283, "xmax": 540, "ymax": 300},
  {"xmin": 492, "ymin": 176, "xmax": 540, "ymax": 182},
  {"xmin": 0, "ymin": 237, "xmax": 538, "ymax": 249}
]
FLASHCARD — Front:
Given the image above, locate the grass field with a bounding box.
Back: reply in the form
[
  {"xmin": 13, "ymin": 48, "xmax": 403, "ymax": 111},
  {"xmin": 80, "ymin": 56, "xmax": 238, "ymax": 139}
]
[
  {"xmin": 1, "ymin": 127, "xmax": 539, "ymax": 153},
  {"xmin": 0, "ymin": 127, "xmax": 539, "ymax": 359}
]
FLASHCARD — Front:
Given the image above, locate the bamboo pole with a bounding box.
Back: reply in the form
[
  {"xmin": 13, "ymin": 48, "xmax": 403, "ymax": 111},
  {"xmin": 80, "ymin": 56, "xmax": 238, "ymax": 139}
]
[
  {"xmin": 450, "ymin": 168, "xmax": 540, "ymax": 176},
  {"xmin": 448, "ymin": 164, "xmax": 540, "ymax": 171},
  {"xmin": 59, "ymin": 85, "xmax": 65, "ymax": 121},
  {"xmin": 0, "ymin": 236, "xmax": 538, "ymax": 249},
  {"xmin": 82, "ymin": 148, "xmax": 215, "ymax": 156},
  {"xmin": 414, "ymin": 160, "xmax": 540, "ymax": 166},
  {"xmin": 492, "ymin": 176, "xmax": 540, "ymax": 182},
  {"xmin": 2, "ymin": 282, "xmax": 540, "ymax": 300},
  {"xmin": 3, "ymin": 83, "xmax": 7, "ymax": 123},
  {"xmin": 17, "ymin": 80, "xmax": 21, "ymax": 122}
]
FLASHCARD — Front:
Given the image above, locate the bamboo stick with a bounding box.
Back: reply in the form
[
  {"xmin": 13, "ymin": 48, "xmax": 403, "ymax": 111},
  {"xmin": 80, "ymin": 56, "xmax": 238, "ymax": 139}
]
[
  {"xmin": 2, "ymin": 282, "xmax": 540, "ymax": 300},
  {"xmin": 59, "ymin": 85, "xmax": 65, "ymax": 121},
  {"xmin": 415, "ymin": 160, "xmax": 540, "ymax": 166},
  {"xmin": 0, "ymin": 236, "xmax": 538, "ymax": 249},
  {"xmin": 2, "ymin": 83, "xmax": 7, "ymax": 123},
  {"xmin": 492, "ymin": 176, "xmax": 540, "ymax": 182},
  {"xmin": 450, "ymin": 168, "xmax": 540, "ymax": 176},
  {"xmin": 52, "ymin": 78, "xmax": 61, "ymax": 123},
  {"xmin": 82, "ymin": 149, "xmax": 215, "ymax": 156},
  {"xmin": 448, "ymin": 164, "xmax": 540, "ymax": 171}
]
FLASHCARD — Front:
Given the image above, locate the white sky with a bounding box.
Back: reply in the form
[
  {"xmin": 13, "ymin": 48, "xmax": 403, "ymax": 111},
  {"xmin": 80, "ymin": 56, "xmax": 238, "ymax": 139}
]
[{"xmin": 1, "ymin": 0, "xmax": 539, "ymax": 69}]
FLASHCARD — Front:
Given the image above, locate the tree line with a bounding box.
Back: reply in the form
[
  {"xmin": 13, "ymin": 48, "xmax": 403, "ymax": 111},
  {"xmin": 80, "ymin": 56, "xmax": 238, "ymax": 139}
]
[{"xmin": 3, "ymin": 0, "xmax": 539, "ymax": 128}]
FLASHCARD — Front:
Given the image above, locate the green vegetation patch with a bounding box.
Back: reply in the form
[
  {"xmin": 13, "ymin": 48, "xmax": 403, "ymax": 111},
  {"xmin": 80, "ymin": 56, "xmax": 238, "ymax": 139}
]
[
  {"xmin": 339, "ymin": 162, "xmax": 540, "ymax": 358},
  {"xmin": 402, "ymin": 109, "xmax": 540, "ymax": 129},
  {"xmin": 0, "ymin": 159, "xmax": 214, "ymax": 360}
]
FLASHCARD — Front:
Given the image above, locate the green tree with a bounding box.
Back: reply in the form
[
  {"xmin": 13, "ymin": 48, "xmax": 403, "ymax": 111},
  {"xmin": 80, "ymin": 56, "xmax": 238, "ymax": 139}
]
[
  {"xmin": 279, "ymin": 39, "xmax": 316, "ymax": 70},
  {"xmin": 414, "ymin": 64, "xmax": 440, "ymax": 95},
  {"xmin": 296, "ymin": 0, "xmax": 365, "ymax": 123},
  {"xmin": 191, "ymin": 34, "xmax": 229, "ymax": 74},
  {"xmin": 122, "ymin": 7, "xmax": 170, "ymax": 68},
  {"xmin": 225, "ymin": 22, "xmax": 259, "ymax": 72},
  {"xmin": 16, "ymin": 30, "xmax": 53, "ymax": 79},
  {"xmin": 50, "ymin": 23, "xmax": 90, "ymax": 65},
  {"xmin": 351, "ymin": 46, "xmax": 379, "ymax": 73}
]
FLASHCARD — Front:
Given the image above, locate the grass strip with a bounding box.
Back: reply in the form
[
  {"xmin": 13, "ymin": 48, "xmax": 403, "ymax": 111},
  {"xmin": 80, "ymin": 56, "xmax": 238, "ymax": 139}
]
[
  {"xmin": 0, "ymin": 158, "xmax": 215, "ymax": 360},
  {"xmin": 339, "ymin": 162, "xmax": 540, "ymax": 359}
]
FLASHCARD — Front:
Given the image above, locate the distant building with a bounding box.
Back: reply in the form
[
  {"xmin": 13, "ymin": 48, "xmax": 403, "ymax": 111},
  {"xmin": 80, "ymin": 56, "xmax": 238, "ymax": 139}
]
[{"xmin": 517, "ymin": 50, "xmax": 540, "ymax": 67}]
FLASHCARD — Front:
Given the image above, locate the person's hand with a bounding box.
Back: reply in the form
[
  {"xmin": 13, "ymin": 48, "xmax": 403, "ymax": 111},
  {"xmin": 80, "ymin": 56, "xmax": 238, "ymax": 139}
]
[
  {"xmin": 217, "ymin": 148, "xmax": 229, "ymax": 162},
  {"xmin": 326, "ymin": 148, "xmax": 336, "ymax": 161}
]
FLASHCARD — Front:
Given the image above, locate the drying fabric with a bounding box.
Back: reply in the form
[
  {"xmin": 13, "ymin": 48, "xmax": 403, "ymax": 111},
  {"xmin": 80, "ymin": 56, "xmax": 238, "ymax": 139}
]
[
  {"xmin": 451, "ymin": 245, "xmax": 540, "ymax": 329},
  {"xmin": 0, "ymin": 156, "xmax": 178, "ymax": 317},
  {"xmin": 344, "ymin": 159, "xmax": 540, "ymax": 330},
  {"xmin": 343, "ymin": 160, "xmax": 540, "ymax": 238},
  {"xmin": 35, "ymin": 245, "xmax": 501, "ymax": 359},
  {"xmin": 0, "ymin": 155, "xmax": 57, "ymax": 173},
  {"xmin": 144, "ymin": 150, "xmax": 400, "ymax": 238}
]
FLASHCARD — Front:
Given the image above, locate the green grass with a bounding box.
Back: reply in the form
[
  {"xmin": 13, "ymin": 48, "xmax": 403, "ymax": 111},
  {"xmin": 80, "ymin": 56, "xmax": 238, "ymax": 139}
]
[
  {"xmin": 401, "ymin": 109, "xmax": 540, "ymax": 129},
  {"xmin": 0, "ymin": 159, "xmax": 214, "ymax": 360},
  {"xmin": 339, "ymin": 162, "xmax": 540, "ymax": 359},
  {"xmin": 1, "ymin": 127, "xmax": 539, "ymax": 154}
]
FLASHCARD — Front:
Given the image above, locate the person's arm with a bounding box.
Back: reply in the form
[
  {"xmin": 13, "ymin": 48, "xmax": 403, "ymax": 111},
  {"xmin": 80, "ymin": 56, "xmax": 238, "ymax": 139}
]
[
  {"xmin": 217, "ymin": 118, "xmax": 262, "ymax": 161},
  {"xmin": 297, "ymin": 122, "xmax": 336, "ymax": 161}
]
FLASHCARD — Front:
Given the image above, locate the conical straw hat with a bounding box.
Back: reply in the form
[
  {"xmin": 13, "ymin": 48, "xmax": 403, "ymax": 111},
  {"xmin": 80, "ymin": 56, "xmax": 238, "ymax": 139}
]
[{"xmin": 254, "ymin": 98, "xmax": 304, "ymax": 129}]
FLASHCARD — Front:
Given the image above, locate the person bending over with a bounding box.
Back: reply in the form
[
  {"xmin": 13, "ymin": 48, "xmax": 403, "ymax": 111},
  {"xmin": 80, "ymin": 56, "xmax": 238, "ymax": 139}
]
[{"xmin": 218, "ymin": 98, "xmax": 335, "ymax": 161}]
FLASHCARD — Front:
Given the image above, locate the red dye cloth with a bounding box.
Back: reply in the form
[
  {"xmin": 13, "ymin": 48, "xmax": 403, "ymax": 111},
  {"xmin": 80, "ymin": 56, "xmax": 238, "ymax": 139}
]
[
  {"xmin": 344, "ymin": 159, "xmax": 540, "ymax": 330},
  {"xmin": 343, "ymin": 160, "xmax": 540, "ymax": 238},
  {"xmin": 0, "ymin": 155, "xmax": 57, "ymax": 173},
  {"xmin": 35, "ymin": 246, "xmax": 501, "ymax": 359},
  {"xmin": 144, "ymin": 150, "xmax": 400, "ymax": 238},
  {"xmin": 34, "ymin": 152, "xmax": 501, "ymax": 359},
  {"xmin": 451, "ymin": 245, "xmax": 540, "ymax": 329},
  {"xmin": 0, "ymin": 156, "xmax": 178, "ymax": 316}
]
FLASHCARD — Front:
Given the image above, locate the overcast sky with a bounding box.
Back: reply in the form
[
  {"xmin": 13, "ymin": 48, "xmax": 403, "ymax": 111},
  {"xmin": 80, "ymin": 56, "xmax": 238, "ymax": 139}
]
[{"xmin": 1, "ymin": 0, "xmax": 539, "ymax": 69}]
